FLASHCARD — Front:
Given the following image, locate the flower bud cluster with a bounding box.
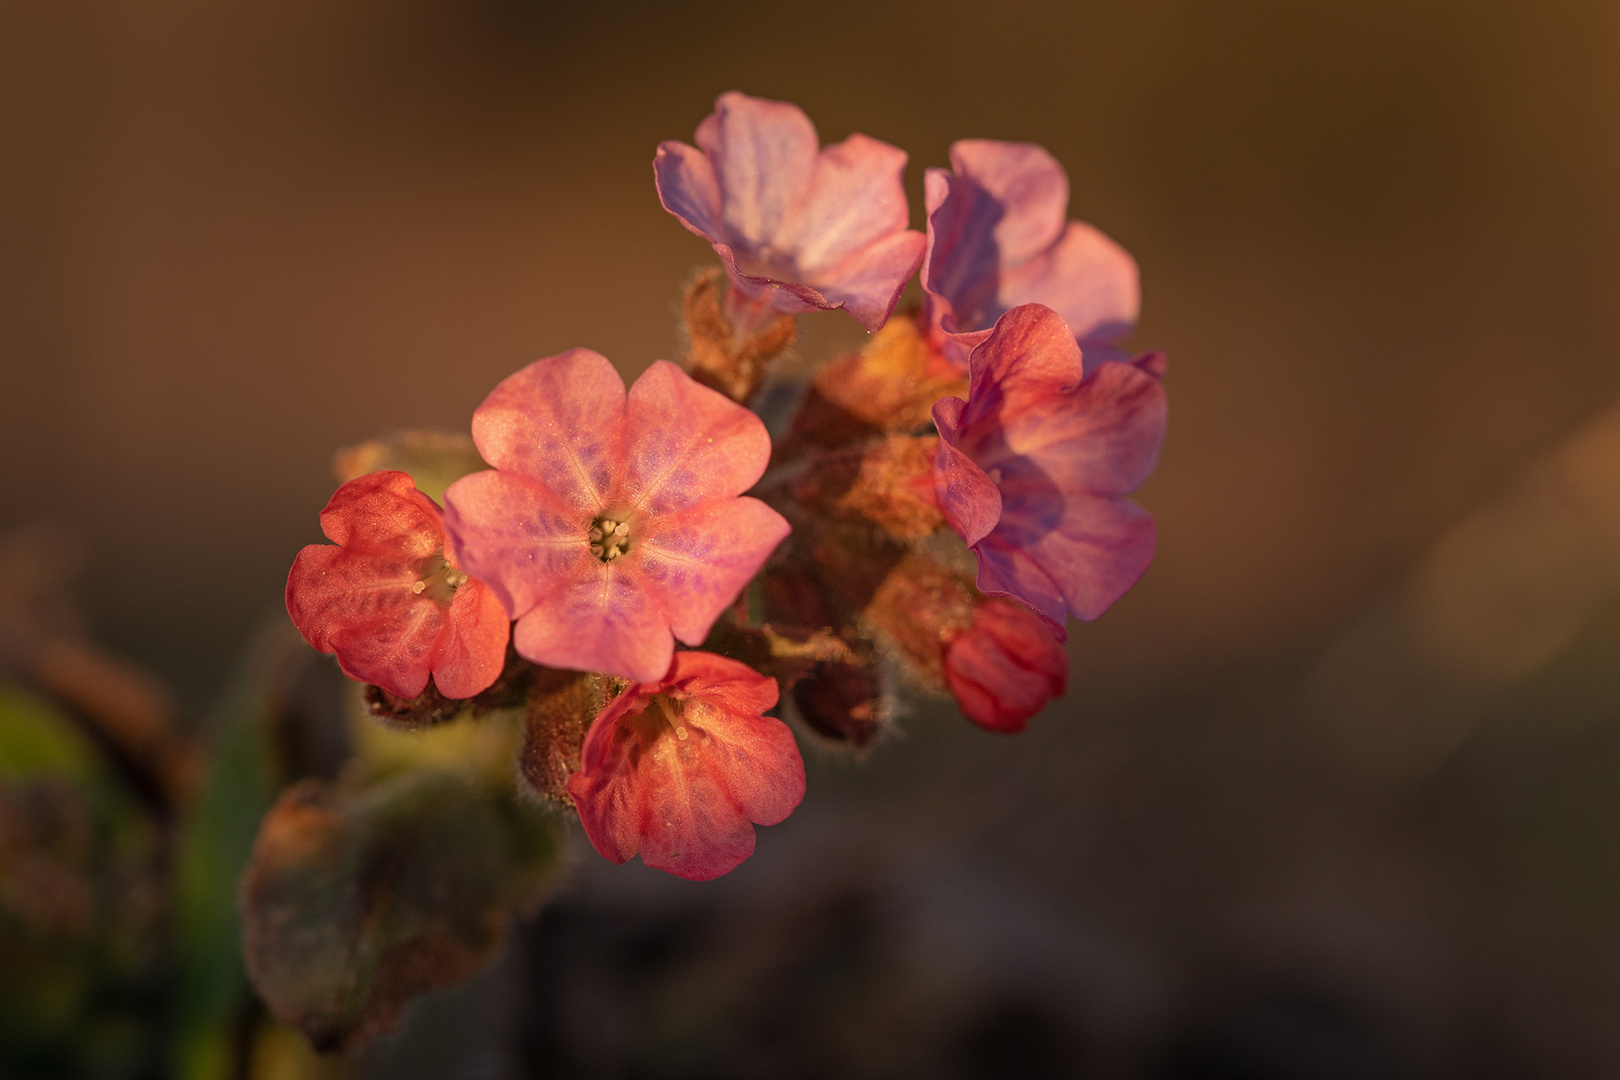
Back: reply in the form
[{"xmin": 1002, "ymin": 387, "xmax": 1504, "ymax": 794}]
[{"xmin": 283, "ymin": 92, "xmax": 1167, "ymax": 880}]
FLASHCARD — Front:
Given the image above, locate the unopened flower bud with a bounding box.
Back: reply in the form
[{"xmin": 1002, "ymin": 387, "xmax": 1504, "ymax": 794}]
[
  {"xmin": 679, "ymin": 268, "xmax": 797, "ymax": 404},
  {"xmin": 944, "ymin": 600, "xmax": 1068, "ymax": 733},
  {"xmin": 790, "ymin": 435, "xmax": 943, "ymax": 540},
  {"xmin": 792, "ymin": 657, "xmax": 884, "ymax": 750}
]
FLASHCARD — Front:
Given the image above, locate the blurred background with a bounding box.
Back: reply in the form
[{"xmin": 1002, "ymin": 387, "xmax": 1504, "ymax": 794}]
[{"xmin": 7, "ymin": 0, "xmax": 1620, "ymax": 1076}]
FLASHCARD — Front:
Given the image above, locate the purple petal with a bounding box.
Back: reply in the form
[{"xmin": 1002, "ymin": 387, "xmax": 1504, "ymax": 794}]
[
  {"xmin": 468, "ymin": 349, "xmax": 626, "ymax": 515},
  {"xmin": 932, "ymin": 396, "xmax": 1003, "ymax": 547},
  {"xmin": 808, "ymin": 228, "xmax": 927, "ymax": 333},
  {"xmin": 654, "ymin": 139, "xmax": 723, "ymax": 242},
  {"xmin": 703, "ymin": 92, "xmax": 819, "ymax": 253},
  {"xmin": 1000, "ymin": 220, "xmax": 1139, "ymax": 348},
  {"xmin": 978, "ymin": 494, "xmax": 1156, "ymax": 627}
]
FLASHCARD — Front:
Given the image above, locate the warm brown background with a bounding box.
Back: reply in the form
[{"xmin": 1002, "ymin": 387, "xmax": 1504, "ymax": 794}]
[{"xmin": 7, "ymin": 1, "xmax": 1620, "ymax": 1075}]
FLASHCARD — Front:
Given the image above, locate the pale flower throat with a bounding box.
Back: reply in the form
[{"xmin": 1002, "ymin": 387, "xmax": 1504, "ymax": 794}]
[
  {"xmin": 411, "ymin": 549, "xmax": 467, "ymax": 606},
  {"xmin": 589, "ymin": 515, "xmax": 631, "ymax": 562}
]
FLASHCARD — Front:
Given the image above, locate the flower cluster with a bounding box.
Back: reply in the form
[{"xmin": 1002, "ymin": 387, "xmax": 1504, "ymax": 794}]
[{"xmin": 285, "ymin": 91, "xmax": 1167, "ymax": 880}]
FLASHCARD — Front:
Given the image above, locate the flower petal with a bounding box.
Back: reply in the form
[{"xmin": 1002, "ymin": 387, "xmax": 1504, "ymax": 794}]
[
  {"xmin": 468, "ymin": 349, "xmax": 626, "ymax": 514},
  {"xmin": 512, "ymin": 566, "xmax": 675, "ymax": 684},
  {"xmin": 442, "ymin": 469, "xmax": 588, "ymax": 620},
  {"xmin": 431, "ymin": 580, "xmax": 510, "ymax": 699},
  {"xmin": 287, "ymin": 544, "xmax": 444, "ymax": 697},
  {"xmin": 1000, "ymin": 220, "xmax": 1139, "ymax": 348},
  {"xmin": 653, "ymin": 138, "xmax": 723, "ymax": 243},
  {"xmin": 622, "ymin": 360, "xmax": 774, "ymax": 514},
  {"xmin": 567, "ymin": 653, "xmax": 803, "ymax": 880},
  {"xmin": 317, "ymin": 470, "xmax": 442, "ymax": 559},
  {"xmin": 932, "ymin": 396, "xmax": 1002, "ymax": 548},
  {"xmin": 633, "ymin": 496, "xmax": 791, "ymax": 646},
  {"xmin": 702, "ymin": 91, "xmax": 820, "ymax": 254},
  {"xmin": 976, "ymin": 494, "xmax": 1156, "ymax": 631},
  {"xmin": 808, "ymin": 227, "xmax": 927, "ymax": 333}
]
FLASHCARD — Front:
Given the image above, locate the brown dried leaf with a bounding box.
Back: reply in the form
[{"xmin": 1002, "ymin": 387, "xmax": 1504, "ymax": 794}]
[{"xmin": 240, "ymin": 770, "xmax": 559, "ymax": 1053}]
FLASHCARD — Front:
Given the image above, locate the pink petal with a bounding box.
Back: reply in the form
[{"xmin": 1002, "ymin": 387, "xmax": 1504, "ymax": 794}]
[
  {"xmin": 512, "ymin": 564, "xmax": 675, "ymax": 684},
  {"xmin": 931, "ymin": 396, "xmax": 1002, "ymax": 548},
  {"xmin": 633, "ymin": 496, "xmax": 791, "ymax": 647},
  {"xmin": 431, "ymin": 579, "xmax": 510, "ymax": 699},
  {"xmin": 621, "ymin": 360, "xmax": 773, "ymax": 514},
  {"xmin": 442, "ymin": 469, "xmax": 589, "ymax": 620},
  {"xmin": 316, "ymin": 470, "xmax": 442, "ymax": 558},
  {"xmin": 467, "ymin": 349, "xmax": 626, "ymax": 515},
  {"xmin": 702, "ymin": 92, "xmax": 819, "ymax": 253},
  {"xmin": 568, "ymin": 652, "xmax": 803, "ymax": 880},
  {"xmin": 287, "ymin": 544, "xmax": 443, "ymax": 697}
]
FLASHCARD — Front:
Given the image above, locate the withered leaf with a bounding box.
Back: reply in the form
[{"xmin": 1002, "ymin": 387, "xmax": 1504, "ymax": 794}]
[{"xmin": 240, "ymin": 769, "xmax": 558, "ymax": 1053}]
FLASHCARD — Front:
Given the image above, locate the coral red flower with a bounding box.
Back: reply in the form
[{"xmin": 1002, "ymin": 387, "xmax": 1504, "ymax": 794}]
[
  {"xmin": 285, "ymin": 471, "xmax": 509, "ymax": 699},
  {"xmin": 443, "ymin": 350, "xmax": 790, "ymax": 684},
  {"xmin": 567, "ymin": 651, "xmax": 805, "ymax": 880},
  {"xmin": 655, "ymin": 91, "xmax": 926, "ymax": 332},
  {"xmin": 944, "ymin": 600, "xmax": 1068, "ymax": 733},
  {"xmin": 922, "ymin": 140, "xmax": 1139, "ymax": 370},
  {"xmin": 932, "ymin": 304, "xmax": 1166, "ymax": 638}
]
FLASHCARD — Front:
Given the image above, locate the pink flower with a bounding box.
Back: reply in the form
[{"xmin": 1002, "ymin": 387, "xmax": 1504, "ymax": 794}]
[
  {"xmin": 932, "ymin": 304, "xmax": 1166, "ymax": 638},
  {"xmin": 944, "ymin": 600, "xmax": 1068, "ymax": 733},
  {"xmin": 567, "ymin": 651, "xmax": 805, "ymax": 880},
  {"xmin": 442, "ymin": 350, "xmax": 790, "ymax": 684},
  {"xmin": 655, "ymin": 91, "xmax": 926, "ymax": 332},
  {"xmin": 922, "ymin": 140, "xmax": 1139, "ymax": 370},
  {"xmin": 285, "ymin": 471, "xmax": 509, "ymax": 699}
]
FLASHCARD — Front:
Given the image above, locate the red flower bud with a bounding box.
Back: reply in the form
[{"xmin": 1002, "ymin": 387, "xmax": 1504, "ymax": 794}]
[{"xmin": 943, "ymin": 600, "xmax": 1068, "ymax": 733}]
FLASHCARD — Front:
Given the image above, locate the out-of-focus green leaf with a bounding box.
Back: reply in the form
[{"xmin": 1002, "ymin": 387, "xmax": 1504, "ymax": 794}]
[
  {"xmin": 0, "ymin": 688, "xmax": 165, "ymax": 1080},
  {"xmin": 0, "ymin": 686, "xmax": 98, "ymax": 782},
  {"xmin": 240, "ymin": 766, "xmax": 559, "ymax": 1052}
]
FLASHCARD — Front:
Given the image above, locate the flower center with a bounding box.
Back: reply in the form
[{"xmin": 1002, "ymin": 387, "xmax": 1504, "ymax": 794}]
[
  {"xmin": 589, "ymin": 515, "xmax": 632, "ymax": 562},
  {"xmin": 411, "ymin": 549, "xmax": 467, "ymax": 606}
]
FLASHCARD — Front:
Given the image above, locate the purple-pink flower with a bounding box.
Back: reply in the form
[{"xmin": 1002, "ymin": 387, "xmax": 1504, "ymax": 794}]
[
  {"xmin": 932, "ymin": 304, "xmax": 1166, "ymax": 638},
  {"xmin": 655, "ymin": 91, "xmax": 926, "ymax": 332},
  {"xmin": 442, "ymin": 350, "xmax": 791, "ymax": 684},
  {"xmin": 568, "ymin": 651, "xmax": 804, "ymax": 881},
  {"xmin": 922, "ymin": 140, "xmax": 1139, "ymax": 370}
]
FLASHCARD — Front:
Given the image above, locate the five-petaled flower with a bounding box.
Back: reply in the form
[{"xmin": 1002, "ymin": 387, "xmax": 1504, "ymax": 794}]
[
  {"xmin": 655, "ymin": 91, "xmax": 926, "ymax": 332},
  {"xmin": 922, "ymin": 140, "xmax": 1140, "ymax": 371},
  {"xmin": 944, "ymin": 599, "xmax": 1069, "ymax": 733},
  {"xmin": 567, "ymin": 651, "xmax": 805, "ymax": 880},
  {"xmin": 932, "ymin": 303, "xmax": 1167, "ymax": 638},
  {"xmin": 285, "ymin": 470, "xmax": 510, "ymax": 699},
  {"xmin": 443, "ymin": 349, "xmax": 791, "ymax": 684}
]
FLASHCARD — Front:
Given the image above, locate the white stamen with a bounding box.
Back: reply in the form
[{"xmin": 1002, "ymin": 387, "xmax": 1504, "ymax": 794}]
[{"xmin": 411, "ymin": 580, "xmax": 426, "ymax": 594}]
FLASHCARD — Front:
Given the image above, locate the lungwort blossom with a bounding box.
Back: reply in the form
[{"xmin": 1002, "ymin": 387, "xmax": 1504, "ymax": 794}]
[
  {"xmin": 933, "ymin": 304, "xmax": 1166, "ymax": 637},
  {"xmin": 655, "ymin": 91, "xmax": 926, "ymax": 332},
  {"xmin": 944, "ymin": 600, "xmax": 1069, "ymax": 734},
  {"xmin": 286, "ymin": 470, "xmax": 509, "ymax": 699},
  {"xmin": 568, "ymin": 651, "xmax": 804, "ymax": 880},
  {"xmin": 443, "ymin": 350, "xmax": 790, "ymax": 684},
  {"xmin": 923, "ymin": 140, "xmax": 1139, "ymax": 370}
]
